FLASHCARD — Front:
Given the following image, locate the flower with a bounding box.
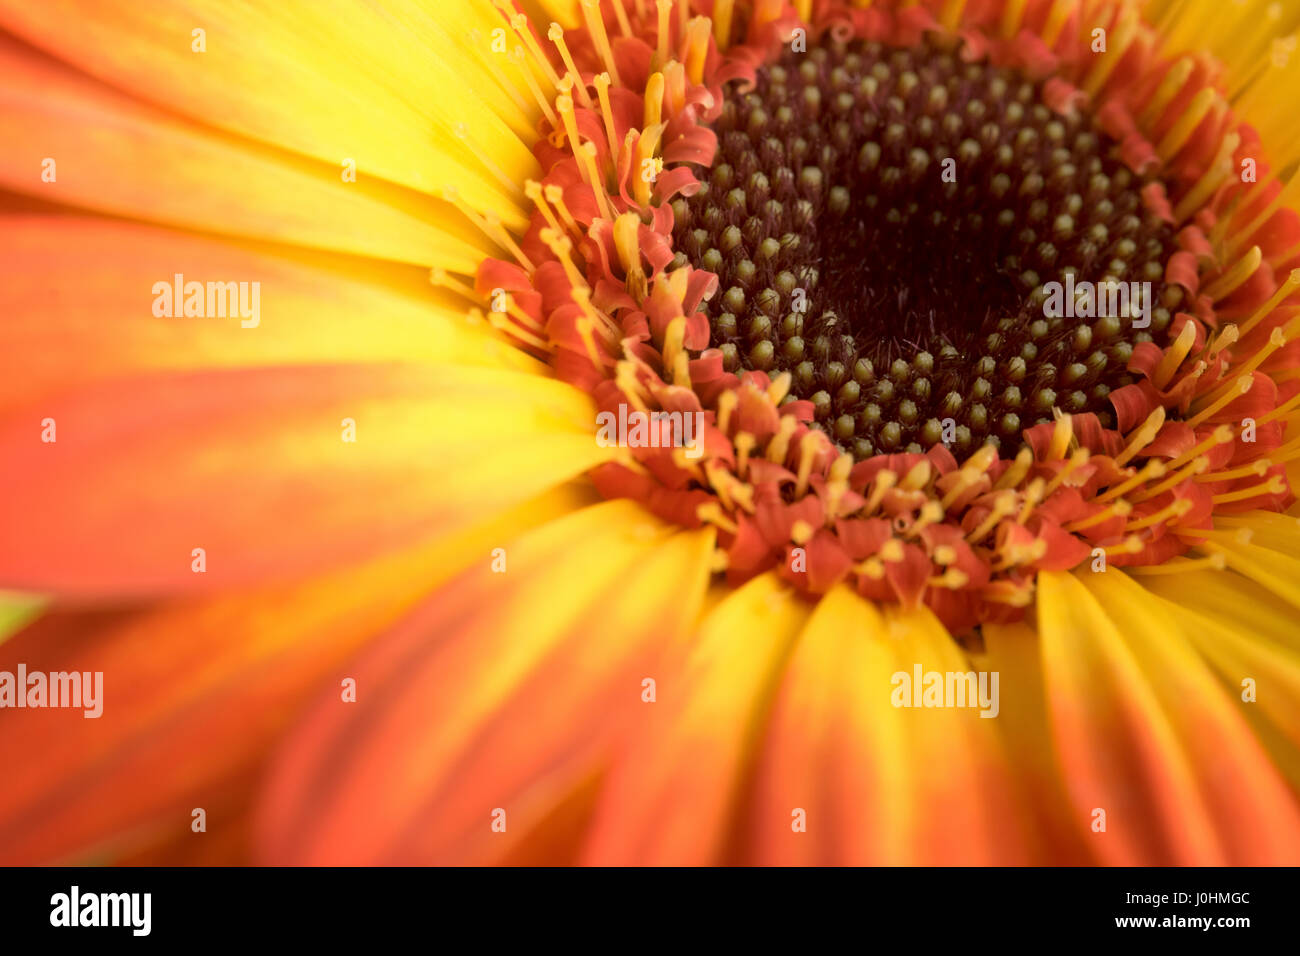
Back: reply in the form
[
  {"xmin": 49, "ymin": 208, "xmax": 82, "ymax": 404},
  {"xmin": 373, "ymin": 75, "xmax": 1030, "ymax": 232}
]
[{"xmin": 2, "ymin": 0, "xmax": 1300, "ymax": 865}]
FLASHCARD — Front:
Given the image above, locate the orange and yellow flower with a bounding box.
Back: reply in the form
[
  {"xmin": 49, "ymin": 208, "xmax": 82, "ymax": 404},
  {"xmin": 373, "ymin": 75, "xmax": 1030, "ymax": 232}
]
[{"xmin": 2, "ymin": 0, "xmax": 1300, "ymax": 865}]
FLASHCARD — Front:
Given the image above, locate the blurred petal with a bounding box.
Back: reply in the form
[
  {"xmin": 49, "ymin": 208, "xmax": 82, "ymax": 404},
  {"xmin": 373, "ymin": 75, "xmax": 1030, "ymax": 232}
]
[
  {"xmin": 580, "ymin": 572, "xmax": 810, "ymax": 865},
  {"xmin": 744, "ymin": 589, "xmax": 1031, "ymax": 864},
  {"xmin": 0, "ymin": 215, "xmax": 544, "ymax": 407},
  {"xmin": 1039, "ymin": 569, "xmax": 1300, "ymax": 864},
  {"xmin": 256, "ymin": 499, "xmax": 716, "ymax": 864},
  {"xmin": 0, "ymin": 478, "xmax": 591, "ymax": 864},
  {"xmin": 0, "ymin": 0, "xmax": 537, "ymax": 227},
  {"xmin": 0, "ymin": 33, "xmax": 496, "ymax": 269},
  {"xmin": 0, "ymin": 363, "xmax": 610, "ymax": 597},
  {"xmin": 977, "ymin": 620, "xmax": 1091, "ymax": 864}
]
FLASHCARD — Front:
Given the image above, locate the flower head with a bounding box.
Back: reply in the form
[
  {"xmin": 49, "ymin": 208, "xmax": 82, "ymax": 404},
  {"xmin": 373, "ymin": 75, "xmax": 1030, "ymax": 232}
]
[{"xmin": 3, "ymin": 0, "xmax": 1300, "ymax": 865}]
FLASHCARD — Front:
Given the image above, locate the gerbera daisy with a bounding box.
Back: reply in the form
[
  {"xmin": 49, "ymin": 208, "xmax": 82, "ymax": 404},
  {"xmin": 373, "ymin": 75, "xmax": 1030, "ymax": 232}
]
[{"xmin": 2, "ymin": 0, "xmax": 1300, "ymax": 866}]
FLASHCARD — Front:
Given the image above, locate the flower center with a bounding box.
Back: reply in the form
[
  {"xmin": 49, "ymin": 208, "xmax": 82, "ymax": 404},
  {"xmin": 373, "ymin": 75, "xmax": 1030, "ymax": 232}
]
[{"xmin": 672, "ymin": 35, "xmax": 1182, "ymax": 460}]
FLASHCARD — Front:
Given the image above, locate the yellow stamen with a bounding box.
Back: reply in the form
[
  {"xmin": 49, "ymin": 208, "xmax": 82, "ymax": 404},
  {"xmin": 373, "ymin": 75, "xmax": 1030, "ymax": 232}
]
[
  {"xmin": 795, "ymin": 432, "xmax": 821, "ymax": 497},
  {"xmin": 1065, "ymin": 498, "xmax": 1132, "ymax": 532},
  {"xmin": 1125, "ymin": 497, "xmax": 1193, "ymax": 531},
  {"xmin": 696, "ymin": 501, "xmax": 738, "ymax": 535},
  {"xmin": 1129, "ymin": 456, "xmax": 1208, "ymax": 502},
  {"xmin": 910, "ymin": 500, "xmax": 945, "ymax": 536},
  {"xmin": 1236, "ymin": 267, "xmax": 1300, "ymax": 338},
  {"xmin": 1196, "ymin": 458, "xmax": 1271, "ymax": 483},
  {"xmin": 1096, "ymin": 459, "xmax": 1166, "ymax": 503},
  {"xmin": 610, "ymin": 0, "xmax": 633, "ymax": 38},
  {"xmin": 1101, "ymin": 535, "xmax": 1145, "ymax": 557},
  {"xmin": 1167, "ymin": 424, "xmax": 1233, "ymax": 470},
  {"xmin": 570, "ymin": 284, "xmax": 621, "ymax": 339},
  {"xmin": 443, "ymin": 187, "xmax": 533, "ymax": 270},
  {"xmin": 765, "ymin": 415, "xmax": 799, "ymax": 464},
  {"xmin": 1210, "ymin": 474, "xmax": 1286, "ymax": 504},
  {"xmin": 1045, "ymin": 447, "xmax": 1091, "ymax": 496},
  {"xmin": 713, "ymin": 0, "xmax": 735, "ymax": 47},
  {"xmin": 734, "ymin": 430, "xmax": 756, "ymax": 477},
  {"xmin": 1041, "ymin": 0, "xmax": 1072, "ymax": 48},
  {"xmin": 899, "ymin": 460, "xmax": 932, "ymax": 491},
  {"xmin": 1082, "ymin": 5, "xmax": 1139, "ymax": 97},
  {"xmin": 1140, "ymin": 57, "xmax": 1194, "ymax": 128},
  {"xmin": 1201, "ymin": 245, "xmax": 1263, "ymax": 303},
  {"xmin": 966, "ymin": 491, "xmax": 1017, "ymax": 544},
  {"xmin": 980, "ymin": 581, "xmax": 1034, "ymax": 607},
  {"xmin": 929, "ymin": 568, "xmax": 970, "ymax": 590},
  {"xmin": 933, "ymin": 545, "xmax": 958, "ymax": 565},
  {"xmin": 1016, "ymin": 478, "xmax": 1046, "ymax": 524},
  {"xmin": 644, "ymin": 71, "xmax": 665, "ymax": 129},
  {"xmin": 1152, "ymin": 318, "xmax": 1198, "ymax": 389},
  {"xmin": 824, "ymin": 453, "xmax": 854, "ymax": 521},
  {"xmin": 481, "ymin": 209, "xmax": 535, "ymax": 271},
  {"xmin": 548, "ymin": 24, "xmax": 593, "ymax": 110},
  {"xmin": 790, "ymin": 519, "xmax": 814, "ymax": 546},
  {"xmin": 1174, "ymin": 132, "xmax": 1239, "ymax": 223},
  {"xmin": 580, "ymin": 0, "xmax": 622, "ymax": 85},
  {"xmin": 993, "ymin": 447, "xmax": 1034, "ymax": 490},
  {"xmin": 661, "ymin": 316, "xmax": 692, "ymax": 388},
  {"xmin": 1259, "ymin": 387, "xmax": 1300, "ymax": 425},
  {"xmin": 662, "ymin": 59, "xmax": 687, "ymax": 116},
  {"xmin": 555, "ymin": 94, "xmax": 587, "ymax": 178},
  {"xmin": 510, "ymin": 46, "xmax": 558, "ymax": 127},
  {"xmin": 428, "ymin": 266, "xmax": 477, "ymax": 301},
  {"xmin": 539, "ymin": 227, "xmax": 589, "ymax": 291},
  {"xmin": 475, "ymin": 307, "xmax": 552, "ymax": 352},
  {"xmin": 1114, "ymin": 406, "xmax": 1166, "ymax": 467},
  {"xmin": 999, "ymin": 0, "xmax": 1027, "ymax": 39},
  {"xmin": 1207, "ymin": 323, "xmax": 1239, "ymax": 357},
  {"xmin": 593, "ymin": 73, "xmax": 620, "ymax": 167},
  {"xmin": 503, "ymin": 9, "xmax": 561, "ymax": 88},
  {"xmin": 863, "ymin": 470, "xmax": 898, "ymax": 516},
  {"xmin": 577, "ymin": 141, "xmax": 615, "ymax": 220},
  {"xmin": 1186, "ymin": 374, "xmax": 1254, "ymax": 429},
  {"xmin": 543, "ymin": 184, "xmax": 581, "ymax": 236},
  {"xmin": 1047, "ymin": 412, "xmax": 1075, "ymax": 460},
  {"xmin": 1156, "ymin": 88, "xmax": 1218, "ymax": 162},
  {"xmin": 505, "ymin": 299, "xmax": 546, "ymax": 335},
  {"xmin": 614, "ymin": 361, "xmax": 652, "ymax": 415},
  {"xmin": 655, "ymin": 0, "xmax": 672, "ymax": 67},
  {"xmin": 683, "ymin": 16, "xmax": 711, "ymax": 85}
]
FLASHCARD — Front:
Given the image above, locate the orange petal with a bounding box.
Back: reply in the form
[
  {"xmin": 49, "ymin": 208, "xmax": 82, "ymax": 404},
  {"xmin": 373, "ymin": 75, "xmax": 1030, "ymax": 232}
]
[
  {"xmin": 256, "ymin": 499, "xmax": 716, "ymax": 864},
  {"xmin": 0, "ymin": 1, "xmax": 537, "ymax": 229},
  {"xmin": 0, "ymin": 362, "xmax": 609, "ymax": 596},
  {"xmin": 978, "ymin": 620, "xmax": 1091, "ymax": 863},
  {"xmin": 1038, "ymin": 569, "xmax": 1300, "ymax": 864},
  {"xmin": 579, "ymin": 572, "xmax": 810, "ymax": 864},
  {"xmin": 0, "ymin": 215, "xmax": 543, "ymax": 407},
  {"xmin": 0, "ymin": 34, "xmax": 493, "ymax": 269},
  {"xmin": 745, "ymin": 588, "xmax": 1032, "ymax": 864}
]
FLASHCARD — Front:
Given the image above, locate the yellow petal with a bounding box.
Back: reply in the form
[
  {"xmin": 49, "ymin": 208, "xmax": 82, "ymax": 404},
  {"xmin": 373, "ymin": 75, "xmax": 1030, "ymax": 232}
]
[
  {"xmin": 0, "ymin": 215, "xmax": 541, "ymax": 407},
  {"xmin": 579, "ymin": 572, "xmax": 810, "ymax": 864},
  {"xmin": 744, "ymin": 587, "xmax": 1031, "ymax": 864},
  {"xmin": 257, "ymin": 500, "xmax": 716, "ymax": 864},
  {"xmin": 1039, "ymin": 569, "xmax": 1300, "ymax": 864},
  {"xmin": 0, "ymin": 0, "xmax": 538, "ymax": 225},
  {"xmin": 0, "ymin": 36, "xmax": 495, "ymax": 268}
]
